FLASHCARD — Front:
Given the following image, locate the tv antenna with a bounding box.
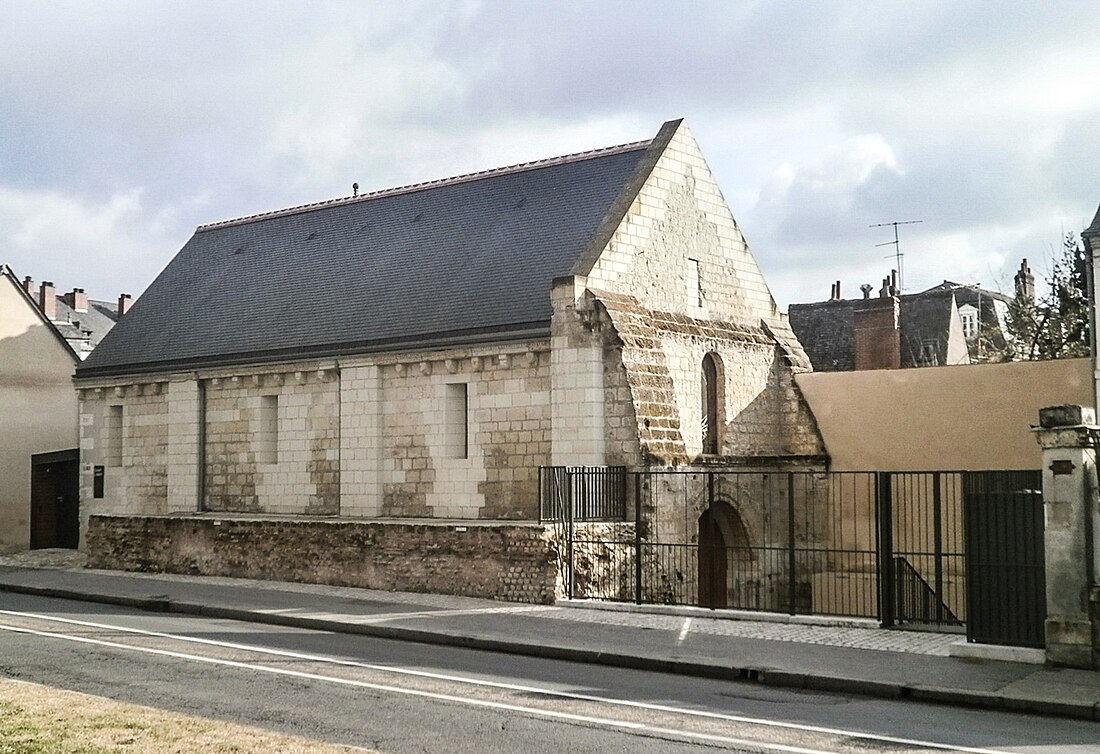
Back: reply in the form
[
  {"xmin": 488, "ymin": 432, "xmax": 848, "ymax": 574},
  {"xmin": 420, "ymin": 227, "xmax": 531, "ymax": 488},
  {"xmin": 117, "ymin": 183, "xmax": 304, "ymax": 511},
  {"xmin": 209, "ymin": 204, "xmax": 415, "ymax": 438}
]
[{"xmin": 870, "ymin": 220, "xmax": 922, "ymax": 292}]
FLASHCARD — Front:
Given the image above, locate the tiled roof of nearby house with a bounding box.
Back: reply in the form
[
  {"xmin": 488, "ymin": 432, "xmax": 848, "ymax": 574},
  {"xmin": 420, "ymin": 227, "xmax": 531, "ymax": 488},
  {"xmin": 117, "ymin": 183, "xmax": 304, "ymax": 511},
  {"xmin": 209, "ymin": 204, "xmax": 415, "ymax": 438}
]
[
  {"xmin": 53, "ymin": 298, "xmax": 118, "ymax": 357},
  {"xmin": 78, "ymin": 139, "xmax": 659, "ymax": 377},
  {"xmin": 898, "ymin": 289, "xmax": 956, "ymax": 367},
  {"xmin": 1085, "ymin": 203, "xmax": 1100, "ymax": 236},
  {"xmin": 787, "ymin": 300, "xmax": 855, "ymax": 371},
  {"xmin": 790, "ymin": 279, "xmax": 1011, "ymax": 371}
]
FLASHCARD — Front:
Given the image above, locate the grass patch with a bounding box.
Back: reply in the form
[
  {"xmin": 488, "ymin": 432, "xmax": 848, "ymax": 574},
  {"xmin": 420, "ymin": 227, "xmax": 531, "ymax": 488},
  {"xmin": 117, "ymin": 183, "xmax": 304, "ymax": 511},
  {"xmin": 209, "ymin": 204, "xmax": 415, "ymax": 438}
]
[{"xmin": 0, "ymin": 678, "xmax": 371, "ymax": 754}]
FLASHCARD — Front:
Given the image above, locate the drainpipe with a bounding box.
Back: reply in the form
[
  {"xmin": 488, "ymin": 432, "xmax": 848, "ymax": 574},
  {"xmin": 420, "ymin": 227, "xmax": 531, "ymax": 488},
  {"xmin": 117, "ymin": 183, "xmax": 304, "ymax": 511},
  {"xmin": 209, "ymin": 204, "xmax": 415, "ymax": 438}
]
[{"xmin": 197, "ymin": 379, "xmax": 207, "ymax": 511}]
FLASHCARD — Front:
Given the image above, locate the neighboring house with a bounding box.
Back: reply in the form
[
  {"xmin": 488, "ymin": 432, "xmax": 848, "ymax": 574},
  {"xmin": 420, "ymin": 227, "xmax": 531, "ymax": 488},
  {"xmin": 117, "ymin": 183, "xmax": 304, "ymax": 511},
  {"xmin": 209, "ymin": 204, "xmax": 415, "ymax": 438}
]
[
  {"xmin": 0, "ymin": 265, "xmax": 80, "ymax": 552},
  {"xmin": 1082, "ymin": 202, "xmax": 1100, "ymax": 410},
  {"xmin": 73, "ymin": 119, "xmax": 825, "ymax": 599},
  {"xmin": 788, "ymin": 267, "xmax": 1022, "ymax": 371},
  {"xmin": 17, "ymin": 277, "xmax": 131, "ymax": 359}
]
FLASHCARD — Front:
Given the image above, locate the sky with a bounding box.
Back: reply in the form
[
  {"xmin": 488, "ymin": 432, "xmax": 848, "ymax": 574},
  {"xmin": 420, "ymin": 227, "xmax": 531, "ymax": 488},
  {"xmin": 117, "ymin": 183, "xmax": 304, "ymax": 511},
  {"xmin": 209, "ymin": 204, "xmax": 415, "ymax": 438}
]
[{"xmin": 1, "ymin": 0, "xmax": 1098, "ymax": 310}]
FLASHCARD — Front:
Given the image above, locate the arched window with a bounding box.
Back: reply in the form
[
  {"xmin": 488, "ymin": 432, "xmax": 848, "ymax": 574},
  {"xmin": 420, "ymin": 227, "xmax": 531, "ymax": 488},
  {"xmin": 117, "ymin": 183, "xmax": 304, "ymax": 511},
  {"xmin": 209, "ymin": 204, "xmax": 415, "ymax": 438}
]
[{"xmin": 701, "ymin": 353, "xmax": 720, "ymax": 455}]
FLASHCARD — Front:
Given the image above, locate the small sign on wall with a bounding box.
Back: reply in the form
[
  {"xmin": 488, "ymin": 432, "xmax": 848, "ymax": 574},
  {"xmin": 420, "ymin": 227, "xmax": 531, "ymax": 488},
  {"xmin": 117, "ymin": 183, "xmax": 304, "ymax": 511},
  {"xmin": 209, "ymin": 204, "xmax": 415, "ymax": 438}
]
[{"xmin": 93, "ymin": 466, "xmax": 104, "ymax": 498}]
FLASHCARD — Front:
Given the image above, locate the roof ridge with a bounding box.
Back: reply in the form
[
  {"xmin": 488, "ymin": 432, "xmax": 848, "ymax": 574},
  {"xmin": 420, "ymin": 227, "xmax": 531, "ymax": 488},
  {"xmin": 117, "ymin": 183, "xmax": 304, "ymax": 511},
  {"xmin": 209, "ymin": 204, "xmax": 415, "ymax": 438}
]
[{"xmin": 196, "ymin": 138, "xmax": 653, "ymax": 233}]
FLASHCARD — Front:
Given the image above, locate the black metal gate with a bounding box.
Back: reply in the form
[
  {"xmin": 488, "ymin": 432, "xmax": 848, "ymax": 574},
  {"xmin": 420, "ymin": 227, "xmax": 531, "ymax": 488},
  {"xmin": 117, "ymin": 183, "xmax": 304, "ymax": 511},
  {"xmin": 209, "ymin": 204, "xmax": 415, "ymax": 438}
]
[
  {"xmin": 540, "ymin": 467, "xmax": 1045, "ymax": 638},
  {"xmin": 963, "ymin": 471, "xmax": 1046, "ymax": 647}
]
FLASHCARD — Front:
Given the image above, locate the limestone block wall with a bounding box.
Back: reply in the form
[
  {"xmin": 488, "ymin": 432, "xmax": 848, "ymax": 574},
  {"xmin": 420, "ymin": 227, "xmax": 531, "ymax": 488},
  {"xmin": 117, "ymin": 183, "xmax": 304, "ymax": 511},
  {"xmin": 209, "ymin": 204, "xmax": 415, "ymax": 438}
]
[
  {"xmin": 550, "ymin": 278, "xmax": 607, "ymax": 467},
  {"xmin": 79, "ymin": 343, "xmax": 553, "ymax": 527},
  {"xmin": 583, "ymin": 122, "xmax": 779, "ymax": 324},
  {"xmin": 373, "ymin": 346, "xmax": 551, "ymax": 520},
  {"xmin": 86, "ymin": 514, "xmax": 559, "ymax": 603},
  {"xmin": 203, "ymin": 370, "xmax": 339, "ymax": 515},
  {"xmin": 593, "ymin": 290, "xmax": 825, "ymax": 466},
  {"xmin": 79, "ymin": 383, "xmax": 171, "ymax": 541}
]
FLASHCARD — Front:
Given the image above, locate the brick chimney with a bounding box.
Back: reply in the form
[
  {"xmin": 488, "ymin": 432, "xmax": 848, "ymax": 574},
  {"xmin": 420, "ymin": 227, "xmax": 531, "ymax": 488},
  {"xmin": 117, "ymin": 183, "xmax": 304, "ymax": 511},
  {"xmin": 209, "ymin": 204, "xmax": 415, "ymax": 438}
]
[
  {"xmin": 22, "ymin": 276, "xmax": 34, "ymax": 296},
  {"xmin": 1014, "ymin": 258, "xmax": 1035, "ymax": 302},
  {"xmin": 117, "ymin": 293, "xmax": 132, "ymax": 317},
  {"xmin": 62, "ymin": 287, "xmax": 88, "ymax": 313},
  {"xmin": 853, "ymin": 290, "xmax": 901, "ymax": 370},
  {"xmin": 37, "ymin": 281, "xmax": 56, "ymax": 321}
]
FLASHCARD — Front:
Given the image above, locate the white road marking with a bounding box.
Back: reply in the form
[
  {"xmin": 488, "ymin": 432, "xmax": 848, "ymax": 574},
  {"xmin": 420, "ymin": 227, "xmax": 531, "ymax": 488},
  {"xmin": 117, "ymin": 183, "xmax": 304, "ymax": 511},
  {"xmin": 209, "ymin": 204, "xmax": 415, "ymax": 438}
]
[
  {"xmin": 677, "ymin": 617, "xmax": 692, "ymax": 643},
  {"xmin": 0, "ymin": 621, "xmax": 848, "ymax": 754},
  {"xmin": 0, "ymin": 609, "xmax": 1020, "ymax": 754}
]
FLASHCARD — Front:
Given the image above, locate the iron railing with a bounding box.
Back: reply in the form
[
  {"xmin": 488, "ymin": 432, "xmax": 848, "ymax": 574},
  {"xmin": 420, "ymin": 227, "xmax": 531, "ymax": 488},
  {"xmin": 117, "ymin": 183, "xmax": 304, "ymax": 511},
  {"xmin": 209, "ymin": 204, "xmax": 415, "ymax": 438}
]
[{"xmin": 539, "ymin": 467, "xmax": 1039, "ymax": 632}]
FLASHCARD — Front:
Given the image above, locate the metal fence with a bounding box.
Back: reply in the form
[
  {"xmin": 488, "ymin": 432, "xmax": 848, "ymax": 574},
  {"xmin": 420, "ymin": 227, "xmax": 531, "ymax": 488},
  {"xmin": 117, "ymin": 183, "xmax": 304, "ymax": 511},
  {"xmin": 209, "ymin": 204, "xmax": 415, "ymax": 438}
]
[{"xmin": 538, "ymin": 467, "xmax": 1036, "ymax": 631}]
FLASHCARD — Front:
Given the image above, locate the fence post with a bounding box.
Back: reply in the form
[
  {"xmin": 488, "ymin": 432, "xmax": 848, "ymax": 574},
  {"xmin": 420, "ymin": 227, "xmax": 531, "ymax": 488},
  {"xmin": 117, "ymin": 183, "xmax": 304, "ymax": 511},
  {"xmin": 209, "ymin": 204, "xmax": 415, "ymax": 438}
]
[
  {"xmin": 787, "ymin": 472, "xmax": 797, "ymax": 616},
  {"xmin": 566, "ymin": 468, "xmax": 574, "ymax": 600},
  {"xmin": 1034, "ymin": 405, "xmax": 1100, "ymax": 668},
  {"xmin": 877, "ymin": 472, "xmax": 895, "ymax": 628},
  {"xmin": 932, "ymin": 473, "xmax": 944, "ymax": 625},
  {"xmin": 634, "ymin": 472, "xmax": 642, "ymax": 605}
]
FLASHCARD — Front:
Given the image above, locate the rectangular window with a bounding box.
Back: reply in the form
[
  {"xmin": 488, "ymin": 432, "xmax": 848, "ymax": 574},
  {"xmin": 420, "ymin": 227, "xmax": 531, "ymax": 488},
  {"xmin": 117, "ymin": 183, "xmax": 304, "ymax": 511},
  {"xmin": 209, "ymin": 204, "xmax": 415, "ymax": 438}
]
[
  {"xmin": 687, "ymin": 258, "xmax": 703, "ymax": 307},
  {"xmin": 445, "ymin": 383, "xmax": 469, "ymax": 459},
  {"xmin": 105, "ymin": 405, "xmax": 123, "ymax": 467},
  {"xmin": 257, "ymin": 395, "xmax": 278, "ymax": 464}
]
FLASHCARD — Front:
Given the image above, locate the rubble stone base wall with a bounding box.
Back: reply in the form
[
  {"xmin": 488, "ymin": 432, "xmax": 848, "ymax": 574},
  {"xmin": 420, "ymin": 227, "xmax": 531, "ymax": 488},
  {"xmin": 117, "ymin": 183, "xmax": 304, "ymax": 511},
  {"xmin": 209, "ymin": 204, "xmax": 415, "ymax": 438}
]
[{"xmin": 86, "ymin": 515, "xmax": 559, "ymax": 604}]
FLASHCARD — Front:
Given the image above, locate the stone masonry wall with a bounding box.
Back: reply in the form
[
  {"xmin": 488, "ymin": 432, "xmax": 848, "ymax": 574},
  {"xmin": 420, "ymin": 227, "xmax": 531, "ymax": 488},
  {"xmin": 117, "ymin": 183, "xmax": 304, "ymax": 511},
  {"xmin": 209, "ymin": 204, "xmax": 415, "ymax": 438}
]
[
  {"xmin": 79, "ymin": 343, "xmax": 552, "ymax": 526},
  {"xmin": 203, "ymin": 370, "xmax": 340, "ymax": 515},
  {"xmin": 366, "ymin": 345, "xmax": 551, "ymax": 520},
  {"xmin": 79, "ymin": 383, "xmax": 171, "ymax": 540},
  {"xmin": 593, "ymin": 290, "xmax": 825, "ymax": 465},
  {"xmin": 582, "ymin": 121, "xmax": 780, "ymax": 324},
  {"xmin": 86, "ymin": 514, "xmax": 559, "ymax": 603}
]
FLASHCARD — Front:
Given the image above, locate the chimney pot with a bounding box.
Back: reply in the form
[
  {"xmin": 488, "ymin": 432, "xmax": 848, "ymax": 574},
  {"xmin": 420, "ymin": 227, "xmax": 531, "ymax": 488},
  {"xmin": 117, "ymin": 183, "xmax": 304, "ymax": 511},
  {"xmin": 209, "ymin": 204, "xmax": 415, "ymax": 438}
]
[
  {"xmin": 63, "ymin": 287, "xmax": 89, "ymax": 313},
  {"xmin": 38, "ymin": 281, "xmax": 56, "ymax": 320},
  {"xmin": 860, "ymin": 283, "xmax": 873, "ymax": 299},
  {"xmin": 1015, "ymin": 258, "xmax": 1035, "ymax": 302}
]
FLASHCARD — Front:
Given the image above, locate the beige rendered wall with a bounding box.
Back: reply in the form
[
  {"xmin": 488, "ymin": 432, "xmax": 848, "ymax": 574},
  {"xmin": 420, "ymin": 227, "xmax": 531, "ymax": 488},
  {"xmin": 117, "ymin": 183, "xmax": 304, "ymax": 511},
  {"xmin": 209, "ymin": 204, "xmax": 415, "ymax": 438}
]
[
  {"xmin": 796, "ymin": 358, "xmax": 1093, "ymax": 471},
  {"xmin": 0, "ymin": 279, "xmax": 78, "ymax": 551}
]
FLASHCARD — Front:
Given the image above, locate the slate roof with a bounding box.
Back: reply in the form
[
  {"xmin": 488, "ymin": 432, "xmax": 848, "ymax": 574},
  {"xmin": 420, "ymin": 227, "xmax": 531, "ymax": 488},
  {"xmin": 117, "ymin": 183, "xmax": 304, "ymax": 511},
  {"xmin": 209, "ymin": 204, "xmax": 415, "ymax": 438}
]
[
  {"xmin": 78, "ymin": 140, "xmax": 656, "ymax": 377},
  {"xmin": 1086, "ymin": 203, "xmax": 1100, "ymax": 237},
  {"xmin": 786, "ymin": 300, "xmax": 854, "ymax": 371},
  {"xmin": 790, "ymin": 286, "xmax": 988, "ymax": 371},
  {"xmin": 898, "ymin": 290, "xmax": 956, "ymax": 367},
  {"xmin": 53, "ymin": 298, "xmax": 118, "ymax": 359}
]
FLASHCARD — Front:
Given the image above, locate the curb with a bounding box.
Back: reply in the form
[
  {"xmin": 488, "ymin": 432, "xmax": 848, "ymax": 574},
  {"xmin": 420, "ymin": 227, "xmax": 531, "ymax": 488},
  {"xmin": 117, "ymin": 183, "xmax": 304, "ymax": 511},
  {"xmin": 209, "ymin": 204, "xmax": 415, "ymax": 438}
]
[{"xmin": 1, "ymin": 581, "xmax": 1095, "ymax": 722}]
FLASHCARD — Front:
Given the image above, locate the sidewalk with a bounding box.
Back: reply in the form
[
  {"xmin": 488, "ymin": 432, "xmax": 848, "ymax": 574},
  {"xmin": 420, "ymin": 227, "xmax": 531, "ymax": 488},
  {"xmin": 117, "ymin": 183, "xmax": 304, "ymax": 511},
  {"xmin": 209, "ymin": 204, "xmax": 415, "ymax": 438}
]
[{"xmin": 0, "ymin": 553, "xmax": 1097, "ymax": 721}]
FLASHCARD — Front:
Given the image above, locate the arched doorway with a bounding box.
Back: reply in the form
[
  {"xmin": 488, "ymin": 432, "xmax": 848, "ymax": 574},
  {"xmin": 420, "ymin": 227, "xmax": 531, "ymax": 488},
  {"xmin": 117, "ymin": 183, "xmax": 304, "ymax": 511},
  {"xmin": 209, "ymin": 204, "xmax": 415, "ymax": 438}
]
[
  {"xmin": 698, "ymin": 506, "xmax": 727, "ymax": 607},
  {"xmin": 698, "ymin": 500, "xmax": 752, "ymax": 609}
]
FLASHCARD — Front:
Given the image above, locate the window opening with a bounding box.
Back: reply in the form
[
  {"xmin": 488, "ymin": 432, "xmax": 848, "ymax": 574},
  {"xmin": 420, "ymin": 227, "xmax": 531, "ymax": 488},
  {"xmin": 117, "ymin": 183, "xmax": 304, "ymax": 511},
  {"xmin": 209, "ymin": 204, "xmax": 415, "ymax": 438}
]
[
  {"xmin": 445, "ymin": 383, "xmax": 469, "ymax": 459},
  {"xmin": 105, "ymin": 405, "xmax": 123, "ymax": 467},
  {"xmin": 257, "ymin": 395, "xmax": 278, "ymax": 464},
  {"xmin": 702, "ymin": 354, "xmax": 719, "ymax": 455}
]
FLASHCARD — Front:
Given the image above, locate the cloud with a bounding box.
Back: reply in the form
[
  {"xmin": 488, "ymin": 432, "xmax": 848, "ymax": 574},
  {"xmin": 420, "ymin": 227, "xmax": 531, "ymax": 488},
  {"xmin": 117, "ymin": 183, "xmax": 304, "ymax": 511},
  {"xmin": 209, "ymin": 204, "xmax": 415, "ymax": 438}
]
[
  {"xmin": 0, "ymin": 186, "xmax": 183, "ymax": 296},
  {"xmin": 0, "ymin": 0, "xmax": 1098, "ymax": 311}
]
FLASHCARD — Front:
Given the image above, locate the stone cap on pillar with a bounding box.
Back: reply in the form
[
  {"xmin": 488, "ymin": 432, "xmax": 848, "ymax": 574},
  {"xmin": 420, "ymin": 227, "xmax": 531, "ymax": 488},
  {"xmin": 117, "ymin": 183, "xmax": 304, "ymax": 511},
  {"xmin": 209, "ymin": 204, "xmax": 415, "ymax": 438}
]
[
  {"xmin": 1039, "ymin": 405, "xmax": 1096, "ymax": 428},
  {"xmin": 1034, "ymin": 404, "xmax": 1100, "ymax": 449}
]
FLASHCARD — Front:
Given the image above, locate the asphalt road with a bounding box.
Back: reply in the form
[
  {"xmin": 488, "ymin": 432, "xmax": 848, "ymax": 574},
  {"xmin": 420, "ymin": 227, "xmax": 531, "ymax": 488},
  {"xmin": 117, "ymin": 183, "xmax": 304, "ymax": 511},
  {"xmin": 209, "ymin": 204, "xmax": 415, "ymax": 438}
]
[{"xmin": 0, "ymin": 593, "xmax": 1096, "ymax": 754}]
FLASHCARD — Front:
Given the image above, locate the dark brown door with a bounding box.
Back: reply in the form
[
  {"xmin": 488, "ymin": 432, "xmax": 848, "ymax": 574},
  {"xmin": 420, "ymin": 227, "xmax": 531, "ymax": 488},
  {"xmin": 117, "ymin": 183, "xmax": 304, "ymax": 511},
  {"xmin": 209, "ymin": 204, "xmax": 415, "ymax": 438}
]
[
  {"xmin": 698, "ymin": 507, "xmax": 727, "ymax": 608},
  {"xmin": 30, "ymin": 450, "xmax": 79, "ymax": 549}
]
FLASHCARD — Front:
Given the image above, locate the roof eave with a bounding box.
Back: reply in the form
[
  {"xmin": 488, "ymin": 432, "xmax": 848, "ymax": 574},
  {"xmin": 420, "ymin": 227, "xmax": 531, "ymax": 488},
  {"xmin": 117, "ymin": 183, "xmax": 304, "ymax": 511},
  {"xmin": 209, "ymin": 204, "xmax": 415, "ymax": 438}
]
[{"xmin": 73, "ymin": 321, "xmax": 551, "ymax": 381}]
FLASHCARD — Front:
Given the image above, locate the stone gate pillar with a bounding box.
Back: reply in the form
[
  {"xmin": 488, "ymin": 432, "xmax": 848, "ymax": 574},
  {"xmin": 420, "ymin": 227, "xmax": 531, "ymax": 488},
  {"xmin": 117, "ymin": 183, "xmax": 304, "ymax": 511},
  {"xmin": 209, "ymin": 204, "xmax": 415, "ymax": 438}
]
[{"xmin": 1034, "ymin": 404, "xmax": 1100, "ymax": 669}]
